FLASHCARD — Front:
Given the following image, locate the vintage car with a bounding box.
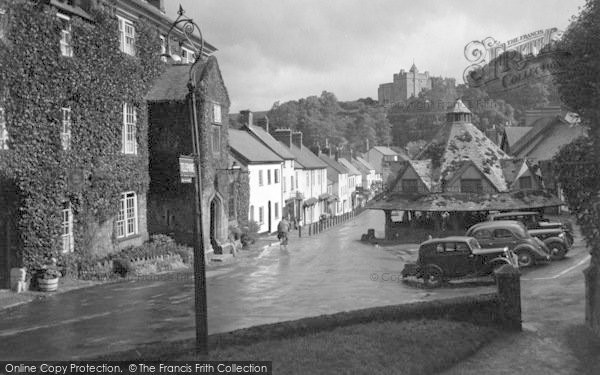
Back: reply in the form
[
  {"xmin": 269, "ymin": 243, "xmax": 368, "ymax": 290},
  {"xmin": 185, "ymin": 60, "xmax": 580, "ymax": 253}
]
[
  {"xmin": 466, "ymin": 221, "xmax": 551, "ymax": 267},
  {"xmin": 488, "ymin": 211, "xmax": 574, "ymax": 247},
  {"xmin": 401, "ymin": 236, "xmax": 518, "ymax": 288}
]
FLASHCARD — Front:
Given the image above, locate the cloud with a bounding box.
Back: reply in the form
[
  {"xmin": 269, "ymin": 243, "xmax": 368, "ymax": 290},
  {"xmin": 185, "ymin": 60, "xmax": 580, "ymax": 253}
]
[{"xmin": 167, "ymin": 0, "xmax": 585, "ymax": 112}]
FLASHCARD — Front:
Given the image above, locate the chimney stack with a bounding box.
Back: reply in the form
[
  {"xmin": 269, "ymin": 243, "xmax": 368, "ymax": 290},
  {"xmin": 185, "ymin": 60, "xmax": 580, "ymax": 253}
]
[
  {"xmin": 239, "ymin": 110, "xmax": 253, "ymax": 128},
  {"xmin": 292, "ymin": 131, "xmax": 303, "ymax": 149},
  {"xmin": 273, "ymin": 129, "xmax": 292, "ymax": 148},
  {"xmin": 256, "ymin": 116, "xmax": 269, "ymax": 133},
  {"xmin": 310, "ymin": 143, "xmax": 321, "ymax": 156}
]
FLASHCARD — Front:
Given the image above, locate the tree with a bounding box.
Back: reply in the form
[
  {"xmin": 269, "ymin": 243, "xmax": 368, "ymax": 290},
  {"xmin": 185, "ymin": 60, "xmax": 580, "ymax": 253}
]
[{"xmin": 552, "ymin": 0, "xmax": 600, "ymax": 335}]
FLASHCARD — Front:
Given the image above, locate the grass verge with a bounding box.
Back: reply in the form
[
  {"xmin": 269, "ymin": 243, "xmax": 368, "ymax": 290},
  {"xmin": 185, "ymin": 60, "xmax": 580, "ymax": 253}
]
[{"xmin": 172, "ymin": 319, "xmax": 498, "ymax": 375}]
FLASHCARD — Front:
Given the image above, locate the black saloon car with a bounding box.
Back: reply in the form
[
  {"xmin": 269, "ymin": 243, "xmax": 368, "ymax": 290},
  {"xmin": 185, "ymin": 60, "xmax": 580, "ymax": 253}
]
[{"xmin": 401, "ymin": 236, "xmax": 518, "ymax": 288}]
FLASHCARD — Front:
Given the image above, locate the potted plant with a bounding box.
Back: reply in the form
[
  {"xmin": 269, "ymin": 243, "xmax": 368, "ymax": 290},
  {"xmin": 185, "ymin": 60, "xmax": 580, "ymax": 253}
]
[
  {"xmin": 33, "ymin": 256, "xmax": 62, "ymax": 292},
  {"xmin": 36, "ymin": 266, "xmax": 61, "ymax": 292}
]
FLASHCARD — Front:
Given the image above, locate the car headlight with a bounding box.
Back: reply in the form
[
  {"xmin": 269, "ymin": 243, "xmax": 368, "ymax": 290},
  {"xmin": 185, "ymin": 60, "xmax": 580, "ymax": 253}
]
[{"xmin": 559, "ymin": 233, "xmax": 565, "ymax": 239}]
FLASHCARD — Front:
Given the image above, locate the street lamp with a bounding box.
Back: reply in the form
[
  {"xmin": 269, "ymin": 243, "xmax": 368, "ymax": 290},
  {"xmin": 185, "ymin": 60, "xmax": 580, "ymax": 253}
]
[{"xmin": 164, "ymin": 5, "xmax": 208, "ymax": 355}]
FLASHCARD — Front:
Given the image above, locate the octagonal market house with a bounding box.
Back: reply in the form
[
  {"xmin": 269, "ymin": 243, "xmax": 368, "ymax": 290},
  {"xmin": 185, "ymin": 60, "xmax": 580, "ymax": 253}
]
[
  {"xmin": 145, "ymin": 57, "xmax": 238, "ymax": 256},
  {"xmin": 367, "ymin": 99, "xmax": 563, "ymax": 240}
]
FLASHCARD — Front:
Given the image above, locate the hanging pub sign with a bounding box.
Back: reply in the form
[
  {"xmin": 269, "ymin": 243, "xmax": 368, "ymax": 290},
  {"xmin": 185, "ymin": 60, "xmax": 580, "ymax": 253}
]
[{"xmin": 179, "ymin": 155, "xmax": 195, "ymax": 183}]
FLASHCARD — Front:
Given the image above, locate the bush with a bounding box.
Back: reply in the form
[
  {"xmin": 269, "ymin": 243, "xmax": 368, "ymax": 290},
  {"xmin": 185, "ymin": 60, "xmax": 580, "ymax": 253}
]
[{"xmin": 113, "ymin": 257, "xmax": 134, "ymax": 277}]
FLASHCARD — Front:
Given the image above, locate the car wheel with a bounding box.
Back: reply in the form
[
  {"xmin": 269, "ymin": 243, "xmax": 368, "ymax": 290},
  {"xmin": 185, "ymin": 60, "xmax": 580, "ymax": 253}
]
[
  {"xmin": 423, "ymin": 267, "xmax": 443, "ymax": 288},
  {"xmin": 548, "ymin": 242, "xmax": 567, "ymax": 260},
  {"xmin": 516, "ymin": 251, "xmax": 534, "ymax": 267}
]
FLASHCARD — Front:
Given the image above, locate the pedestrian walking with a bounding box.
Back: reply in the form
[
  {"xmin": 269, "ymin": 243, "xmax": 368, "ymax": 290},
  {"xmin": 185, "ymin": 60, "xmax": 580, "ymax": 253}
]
[{"xmin": 277, "ymin": 217, "xmax": 290, "ymax": 249}]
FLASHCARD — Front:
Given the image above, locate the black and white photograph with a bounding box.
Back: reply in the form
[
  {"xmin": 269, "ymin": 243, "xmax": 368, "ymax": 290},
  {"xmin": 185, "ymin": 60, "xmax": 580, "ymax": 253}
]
[{"xmin": 0, "ymin": 0, "xmax": 599, "ymax": 373}]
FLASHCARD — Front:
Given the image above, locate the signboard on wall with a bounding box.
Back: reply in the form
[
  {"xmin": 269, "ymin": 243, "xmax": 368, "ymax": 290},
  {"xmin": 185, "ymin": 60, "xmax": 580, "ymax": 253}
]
[{"xmin": 179, "ymin": 155, "xmax": 195, "ymax": 183}]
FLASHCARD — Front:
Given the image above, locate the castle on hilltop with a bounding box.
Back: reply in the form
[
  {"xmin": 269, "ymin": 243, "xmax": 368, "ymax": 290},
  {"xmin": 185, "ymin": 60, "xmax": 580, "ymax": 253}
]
[{"xmin": 377, "ymin": 63, "xmax": 455, "ymax": 106}]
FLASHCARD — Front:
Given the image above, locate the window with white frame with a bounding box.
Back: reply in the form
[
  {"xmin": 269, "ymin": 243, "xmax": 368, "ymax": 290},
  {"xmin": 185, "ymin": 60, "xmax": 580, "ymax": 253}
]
[
  {"xmin": 58, "ymin": 13, "xmax": 73, "ymax": 57},
  {"xmin": 212, "ymin": 103, "xmax": 222, "ymax": 124},
  {"xmin": 258, "ymin": 170, "xmax": 263, "ymax": 186},
  {"xmin": 61, "ymin": 107, "xmax": 71, "ymax": 151},
  {"xmin": 0, "ymin": 107, "xmax": 8, "ymax": 150},
  {"xmin": 295, "ymin": 172, "xmax": 298, "ymax": 189},
  {"xmin": 274, "ymin": 169, "xmax": 279, "ymax": 183},
  {"xmin": 250, "ymin": 205, "xmax": 255, "ymax": 222},
  {"xmin": 61, "ymin": 203, "xmax": 74, "ymax": 253},
  {"xmin": 116, "ymin": 192, "xmax": 138, "ymax": 238},
  {"xmin": 122, "ymin": 103, "xmax": 137, "ymax": 154},
  {"xmin": 274, "ymin": 203, "xmax": 279, "ymax": 220},
  {"xmin": 259, "ymin": 206, "xmax": 264, "ymax": 224},
  {"xmin": 267, "ymin": 170, "xmax": 271, "ymax": 185},
  {"xmin": 118, "ymin": 16, "xmax": 135, "ymax": 56},
  {"xmin": 181, "ymin": 47, "xmax": 195, "ymax": 64},
  {"xmin": 291, "ymin": 176, "xmax": 294, "ymax": 191}
]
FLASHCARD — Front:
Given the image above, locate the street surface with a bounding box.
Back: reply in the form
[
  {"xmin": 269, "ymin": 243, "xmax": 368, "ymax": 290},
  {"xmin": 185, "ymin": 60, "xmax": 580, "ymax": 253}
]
[{"xmin": 0, "ymin": 210, "xmax": 589, "ymax": 360}]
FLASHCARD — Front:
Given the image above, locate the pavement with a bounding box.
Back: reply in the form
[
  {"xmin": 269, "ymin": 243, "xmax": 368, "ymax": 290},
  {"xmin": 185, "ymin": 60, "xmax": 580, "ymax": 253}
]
[{"xmin": 0, "ymin": 210, "xmax": 597, "ymax": 373}]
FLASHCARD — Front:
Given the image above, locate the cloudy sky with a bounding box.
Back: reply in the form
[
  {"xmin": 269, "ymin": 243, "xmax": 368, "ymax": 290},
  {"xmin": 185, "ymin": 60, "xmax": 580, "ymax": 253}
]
[{"xmin": 165, "ymin": 0, "xmax": 585, "ymax": 113}]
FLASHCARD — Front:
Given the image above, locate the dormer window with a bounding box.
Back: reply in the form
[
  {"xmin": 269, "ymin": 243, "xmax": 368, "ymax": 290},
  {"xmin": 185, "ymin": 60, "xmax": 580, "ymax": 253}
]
[{"xmin": 58, "ymin": 13, "xmax": 73, "ymax": 57}]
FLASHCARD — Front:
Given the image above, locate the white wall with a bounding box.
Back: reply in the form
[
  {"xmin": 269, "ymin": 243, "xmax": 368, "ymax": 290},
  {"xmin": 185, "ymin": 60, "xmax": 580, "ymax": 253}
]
[{"xmin": 248, "ymin": 162, "xmax": 284, "ymax": 233}]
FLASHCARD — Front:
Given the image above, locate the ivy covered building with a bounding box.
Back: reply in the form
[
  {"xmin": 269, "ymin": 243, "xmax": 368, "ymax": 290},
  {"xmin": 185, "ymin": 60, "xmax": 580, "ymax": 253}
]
[{"xmin": 0, "ymin": 0, "xmax": 216, "ymax": 287}]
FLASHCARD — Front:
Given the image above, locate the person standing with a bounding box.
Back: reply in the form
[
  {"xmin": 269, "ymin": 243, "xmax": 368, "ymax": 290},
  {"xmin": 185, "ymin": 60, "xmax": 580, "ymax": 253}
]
[{"xmin": 277, "ymin": 217, "xmax": 290, "ymax": 249}]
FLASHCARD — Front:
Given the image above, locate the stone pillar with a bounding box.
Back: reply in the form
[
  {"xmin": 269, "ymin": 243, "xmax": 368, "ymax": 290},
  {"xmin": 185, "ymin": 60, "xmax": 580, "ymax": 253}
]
[{"xmin": 495, "ymin": 264, "xmax": 522, "ymax": 331}]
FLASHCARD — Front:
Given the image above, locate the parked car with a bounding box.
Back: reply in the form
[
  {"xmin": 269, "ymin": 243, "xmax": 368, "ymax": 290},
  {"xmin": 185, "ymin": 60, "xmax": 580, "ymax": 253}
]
[
  {"xmin": 488, "ymin": 211, "xmax": 574, "ymax": 247},
  {"xmin": 466, "ymin": 221, "xmax": 551, "ymax": 267},
  {"xmin": 401, "ymin": 236, "xmax": 518, "ymax": 288}
]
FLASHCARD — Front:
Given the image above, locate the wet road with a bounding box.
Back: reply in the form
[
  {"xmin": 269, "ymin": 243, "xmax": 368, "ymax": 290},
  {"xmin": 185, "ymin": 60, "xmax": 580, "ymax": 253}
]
[{"xmin": 0, "ymin": 209, "xmax": 585, "ymax": 360}]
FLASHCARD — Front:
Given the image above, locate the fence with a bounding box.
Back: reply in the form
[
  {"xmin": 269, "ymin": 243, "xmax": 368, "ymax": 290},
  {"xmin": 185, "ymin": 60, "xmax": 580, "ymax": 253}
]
[{"xmin": 298, "ymin": 205, "xmax": 367, "ymax": 237}]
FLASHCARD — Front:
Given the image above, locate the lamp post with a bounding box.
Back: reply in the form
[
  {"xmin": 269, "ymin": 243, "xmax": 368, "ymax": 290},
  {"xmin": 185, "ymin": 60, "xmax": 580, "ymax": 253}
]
[{"xmin": 164, "ymin": 5, "xmax": 208, "ymax": 355}]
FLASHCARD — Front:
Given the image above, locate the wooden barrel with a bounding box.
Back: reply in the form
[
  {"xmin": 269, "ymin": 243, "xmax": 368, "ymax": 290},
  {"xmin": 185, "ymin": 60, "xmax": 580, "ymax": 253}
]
[{"xmin": 38, "ymin": 277, "xmax": 59, "ymax": 292}]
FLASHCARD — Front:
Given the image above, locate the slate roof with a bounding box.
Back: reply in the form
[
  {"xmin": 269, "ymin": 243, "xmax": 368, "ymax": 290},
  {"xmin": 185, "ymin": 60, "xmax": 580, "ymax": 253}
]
[
  {"xmin": 511, "ymin": 117, "xmax": 556, "ymax": 156},
  {"xmin": 503, "ymin": 127, "xmax": 532, "ymax": 151},
  {"xmin": 145, "ymin": 57, "xmax": 230, "ymax": 105},
  {"xmin": 409, "ymin": 159, "xmax": 433, "ymax": 190},
  {"xmin": 229, "ymin": 129, "xmax": 282, "ymax": 164},
  {"xmin": 511, "ymin": 116, "xmax": 587, "ymax": 160},
  {"xmin": 338, "ymin": 158, "xmax": 362, "ymax": 176},
  {"xmin": 355, "ymin": 156, "xmax": 376, "ymax": 171},
  {"xmin": 246, "ymin": 125, "xmax": 295, "ymax": 160},
  {"xmin": 319, "ymin": 155, "xmax": 349, "ymax": 174},
  {"xmin": 372, "ymin": 146, "xmax": 399, "ymax": 156},
  {"xmin": 284, "ymin": 145, "xmax": 328, "ymax": 170},
  {"xmin": 351, "ymin": 158, "xmax": 371, "ymax": 175}
]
